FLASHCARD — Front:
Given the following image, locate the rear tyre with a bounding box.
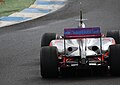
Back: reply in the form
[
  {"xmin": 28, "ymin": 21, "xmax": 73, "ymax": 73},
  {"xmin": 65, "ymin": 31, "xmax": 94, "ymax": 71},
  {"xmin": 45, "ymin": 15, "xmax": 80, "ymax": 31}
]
[
  {"xmin": 41, "ymin": 33, "xmax": 56, "ymax": 47},
  {"xmin": 40, "ymin": 46, "xmax": 58, "ymax": 78},
  {"xmin": 107, "ymin": 30, "xmax": 120, "ymax": 44},
  {"xmin": 109, "ymin": 44, "xmax": 120, "ymax": 76}
]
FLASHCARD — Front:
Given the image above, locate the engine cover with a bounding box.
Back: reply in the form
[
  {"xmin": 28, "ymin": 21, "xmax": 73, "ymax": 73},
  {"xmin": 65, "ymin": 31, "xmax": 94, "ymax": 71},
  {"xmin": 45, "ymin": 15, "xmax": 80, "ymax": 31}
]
[{"xmin": 50, "ymin": 38, "xmax": 115, "ymax": 56}]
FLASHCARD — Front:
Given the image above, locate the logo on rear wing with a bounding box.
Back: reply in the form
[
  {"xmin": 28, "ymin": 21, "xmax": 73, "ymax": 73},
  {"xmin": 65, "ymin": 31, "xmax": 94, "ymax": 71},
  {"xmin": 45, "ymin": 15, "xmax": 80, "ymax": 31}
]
[{"xmin": 64, "ymin": 27, "xmax": 101, "ymax": 38}]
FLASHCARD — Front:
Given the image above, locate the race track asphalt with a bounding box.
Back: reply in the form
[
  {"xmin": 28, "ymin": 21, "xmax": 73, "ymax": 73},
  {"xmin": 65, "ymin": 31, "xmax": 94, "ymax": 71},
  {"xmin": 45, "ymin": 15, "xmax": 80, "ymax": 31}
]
[{"xmin": 0, "ymin": 0, "xmax": 120, "ymax": 85}]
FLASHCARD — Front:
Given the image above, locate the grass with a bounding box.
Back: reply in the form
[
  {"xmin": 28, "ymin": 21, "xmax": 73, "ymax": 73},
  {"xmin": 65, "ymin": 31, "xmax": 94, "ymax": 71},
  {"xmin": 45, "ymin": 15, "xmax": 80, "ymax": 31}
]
[{"xmin": 0, "ymin": 0, "xmax": 35, "ymax": 17}]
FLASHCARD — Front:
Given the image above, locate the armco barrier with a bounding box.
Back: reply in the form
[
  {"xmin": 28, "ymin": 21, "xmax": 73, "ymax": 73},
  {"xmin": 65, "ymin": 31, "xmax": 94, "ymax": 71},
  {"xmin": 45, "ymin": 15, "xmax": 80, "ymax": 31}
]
[{"xmin": 0, "ymin": 0, "xmax": 66, "ymax": 27}]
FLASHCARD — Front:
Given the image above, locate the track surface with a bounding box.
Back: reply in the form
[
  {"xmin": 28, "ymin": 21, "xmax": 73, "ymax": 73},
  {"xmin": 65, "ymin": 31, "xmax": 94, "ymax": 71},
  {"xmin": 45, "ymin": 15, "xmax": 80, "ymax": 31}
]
[{"xmin": 0, "ymin": 0, "xmax": 120, "ymax": 85}]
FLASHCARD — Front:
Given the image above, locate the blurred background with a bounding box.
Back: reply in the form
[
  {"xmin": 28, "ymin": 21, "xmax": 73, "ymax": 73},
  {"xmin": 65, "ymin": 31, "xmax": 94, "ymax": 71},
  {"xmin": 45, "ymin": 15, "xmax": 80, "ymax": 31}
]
[{"xmin": 0, "ymin": 0, "xmax": 35, "ymax": 17}]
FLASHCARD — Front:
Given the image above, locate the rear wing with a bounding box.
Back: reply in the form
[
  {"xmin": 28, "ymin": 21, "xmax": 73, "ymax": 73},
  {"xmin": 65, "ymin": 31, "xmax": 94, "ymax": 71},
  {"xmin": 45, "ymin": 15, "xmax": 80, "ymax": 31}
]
[{"xmin": 64, "ymin": 27, "xmax": 101, "ymax": 39}]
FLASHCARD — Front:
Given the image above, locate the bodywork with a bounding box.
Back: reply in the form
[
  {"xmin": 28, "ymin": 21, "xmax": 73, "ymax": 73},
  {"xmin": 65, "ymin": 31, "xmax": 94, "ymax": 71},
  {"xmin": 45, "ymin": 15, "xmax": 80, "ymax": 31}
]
[
  {"xmin": 50, "ymin": 38, "xmax": 115, "ymax": 57},
  {"xmin": 50, "ymin": 27, "xmax": 115, "ymax": 67}
]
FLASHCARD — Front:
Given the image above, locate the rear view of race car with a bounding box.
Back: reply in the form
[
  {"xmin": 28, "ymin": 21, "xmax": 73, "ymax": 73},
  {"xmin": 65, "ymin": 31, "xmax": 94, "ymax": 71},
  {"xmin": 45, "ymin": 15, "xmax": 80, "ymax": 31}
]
[
  {"xmin": 40, "ymin": 27, "xmax": 120, "ymax": 78},
  {"xmin": 40, "ymin": 11, "xmax": 120, "ymax": 78}
]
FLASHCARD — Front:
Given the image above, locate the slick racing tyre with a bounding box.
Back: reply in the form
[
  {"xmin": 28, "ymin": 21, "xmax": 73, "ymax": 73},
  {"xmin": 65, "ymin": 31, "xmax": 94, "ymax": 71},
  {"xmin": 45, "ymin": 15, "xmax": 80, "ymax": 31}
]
[
  {"xmin": 40, "ymin": 46, "xmax": 58, "ymax": 78},
  {"xmin": 109, "ymin": 44, "xmax": 120, "ymax": 76},
  {"xmin": 41, "ymin": 33, "xmax": 56, "ymax": 47},
  {"xmin": 107, "ymin": 30, "xmax": 120, "ymax": 44}
]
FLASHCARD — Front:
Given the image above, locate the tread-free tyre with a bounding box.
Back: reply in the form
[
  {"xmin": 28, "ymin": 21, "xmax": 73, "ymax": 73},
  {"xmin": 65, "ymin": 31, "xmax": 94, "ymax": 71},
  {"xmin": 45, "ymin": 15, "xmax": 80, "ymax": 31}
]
[
  {"xmin": 109, "ymin": 44, "xmax": 120, "ymax": 76},
  {"xmin": 40, "ymin": 46, "xmax": 58, "ymax": 78},
  {"xmin": 41, "ymin": 33, "xmax": 56, "ymax": 47},
  {"xmin": 107, "ymin": 30, "xmax": 120, "ymax": 44}
]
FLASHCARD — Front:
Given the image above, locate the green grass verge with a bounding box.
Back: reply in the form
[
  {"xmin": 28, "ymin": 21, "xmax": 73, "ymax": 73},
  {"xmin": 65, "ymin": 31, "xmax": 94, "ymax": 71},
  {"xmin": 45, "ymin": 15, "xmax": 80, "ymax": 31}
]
[{"xmin": 0, "ymin": 0, "xmax": 35, "ymax": 17}]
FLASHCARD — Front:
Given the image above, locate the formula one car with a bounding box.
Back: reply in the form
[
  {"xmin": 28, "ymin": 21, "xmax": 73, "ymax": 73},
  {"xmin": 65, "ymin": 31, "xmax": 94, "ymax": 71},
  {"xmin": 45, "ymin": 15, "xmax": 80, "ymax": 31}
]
[{"xmin": 40, "ymin": 11, "xmax": 120, "ymax": 78}]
